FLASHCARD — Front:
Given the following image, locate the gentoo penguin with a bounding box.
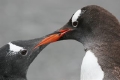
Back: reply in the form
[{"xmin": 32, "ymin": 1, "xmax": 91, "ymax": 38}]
[
  {"xmin": 0, "ymin": 37, "xmax": 48, "ymax": 80},
  {"xmin": 34, "ymin": 5, "xmax": 120, "ymax": 80}
]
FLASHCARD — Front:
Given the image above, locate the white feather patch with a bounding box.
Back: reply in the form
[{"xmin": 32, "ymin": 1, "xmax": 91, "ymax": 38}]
[
  {"xmin": 81, "ymin": 50, "xmax": 104, "ymax": 80},
  {"xmin": 8, "ymin": 42, "xmax": 24, "ymax": 54},
  {"xmin": 72, "ymin": 9, "xmax": 81, "ymax": 23}
]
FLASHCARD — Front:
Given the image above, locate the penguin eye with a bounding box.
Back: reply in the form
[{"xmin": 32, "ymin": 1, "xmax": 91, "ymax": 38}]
[
  {"xmin": 72, "ymin": 21, "xmax": 78, "ymax": 27},
  {"xmin": 20, "ymin": 49, "xmax": 27, "ymax": 56}
]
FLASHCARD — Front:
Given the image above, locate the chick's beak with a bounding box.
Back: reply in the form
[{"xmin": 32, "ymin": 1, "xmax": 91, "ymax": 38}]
[{"xmin": 34, "ymin": 28, "xmax": 72, "ymax": 49}]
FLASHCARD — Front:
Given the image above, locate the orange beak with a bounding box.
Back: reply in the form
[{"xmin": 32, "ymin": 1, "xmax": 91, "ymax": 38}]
[{"xmin": 34, "ymin": 28, "xmax": 71, "ymax": 49}]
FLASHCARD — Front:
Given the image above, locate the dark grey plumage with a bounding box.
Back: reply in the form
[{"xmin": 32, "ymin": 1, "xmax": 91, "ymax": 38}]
[
  {"xmin": 61, "ymin": 5, "xmax": 120, "ymax": 80},
  {"xmin": 39, "ymin": 5, "xmax": 120, "ymax": 80},
  {"xmin": 0, "ymin": 37, "xmax": 48, "ymax": 80}
]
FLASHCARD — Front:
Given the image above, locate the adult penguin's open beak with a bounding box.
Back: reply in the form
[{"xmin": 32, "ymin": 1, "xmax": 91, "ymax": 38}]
[{"xmin": 34, "ymin": 28, "xmax": 72, "ymax": 49}]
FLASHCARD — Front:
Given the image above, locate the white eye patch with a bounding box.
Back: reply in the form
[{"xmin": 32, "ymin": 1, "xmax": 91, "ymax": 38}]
[
  {"xmin": 72, "ymin": 9, "xmax": 81, "ymax": 23},
  {"xmin": 8, "ymin": 42, "xmax": 24, "ymax": 55}
]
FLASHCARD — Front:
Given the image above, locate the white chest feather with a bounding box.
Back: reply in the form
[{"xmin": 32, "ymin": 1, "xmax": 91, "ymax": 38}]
[{"xmin": 81, "ymin": 50, "xmax": 104, "ymax": 80}]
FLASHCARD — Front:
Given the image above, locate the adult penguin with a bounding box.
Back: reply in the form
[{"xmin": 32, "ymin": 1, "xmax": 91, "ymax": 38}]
[{"xmin": 35, "ymin": 5, "xmax": 120, "ymax": 80}]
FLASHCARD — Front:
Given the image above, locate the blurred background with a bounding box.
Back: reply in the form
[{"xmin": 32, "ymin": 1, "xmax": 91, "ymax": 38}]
[{"xmin": 0, "ymin": 0, "xmax": 120, "ymax": 80}]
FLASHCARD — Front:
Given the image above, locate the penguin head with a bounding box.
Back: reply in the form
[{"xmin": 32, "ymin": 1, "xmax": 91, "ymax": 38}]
[
  {"xmin": 35, "ymin": 5, "xmax": 120, "ymax": 47},
  {"xmin": 59, "ymin": 5, "xmax": 120, "ymax": 43},
  {"xmin": 0, "ymin": 38, "xmax": 47, "ymax": 79}
]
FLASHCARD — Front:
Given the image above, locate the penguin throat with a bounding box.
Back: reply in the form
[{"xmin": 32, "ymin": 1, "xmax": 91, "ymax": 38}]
[{"xmin": 81, "ymin": 50, "xmax": 104, "ymax": 80}]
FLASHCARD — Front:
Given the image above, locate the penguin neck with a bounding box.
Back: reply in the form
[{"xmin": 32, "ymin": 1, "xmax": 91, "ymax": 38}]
[
  {"xmin": 81, "ymin": 50, "xmax": 104, "ymax": 80},
  {"xmin": 81, "ymin": 41, "xmax": 120, "ymax": 80},
  {"xmin": 0, "ymin": 75, "xmax": 27, "ymax": 80},
  {"xmin": 0, "ymin": 70, "xmax": 27, "ymax": 80}
]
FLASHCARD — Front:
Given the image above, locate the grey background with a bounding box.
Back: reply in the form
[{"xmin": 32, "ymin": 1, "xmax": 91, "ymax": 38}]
[{"xmin": 0, "ymin": 0, "xmax": 120, "ymax": 80}]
